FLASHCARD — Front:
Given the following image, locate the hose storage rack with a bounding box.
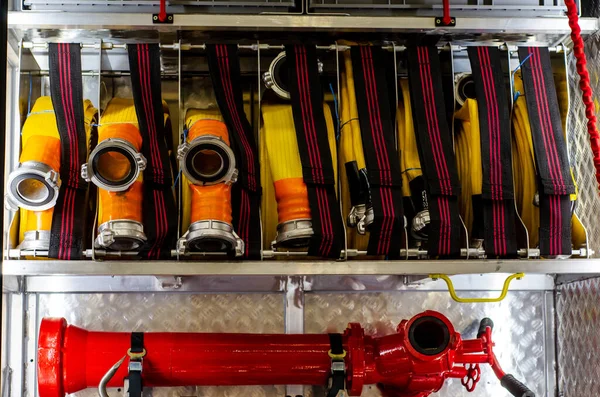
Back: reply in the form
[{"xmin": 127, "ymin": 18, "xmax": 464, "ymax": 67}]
[{"xmin": 3, "ymin": 7, "xmax": 600, "ymax": 397}]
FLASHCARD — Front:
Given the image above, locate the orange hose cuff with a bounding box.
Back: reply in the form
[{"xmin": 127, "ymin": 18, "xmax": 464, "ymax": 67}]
[
  {"xmin": 188, "ymin": 120, "xmax": 230, "ymax": 145},
  {"xmin": 98, "ymin": 180, "xmax": 144, "ymax": 225},
  {"xmin": 19, "ymin": 136, "xmax": 61, "ymax": 172},
  {"xmin": 22, "ymin": 208, "xmax": 54, "ymax": 233},
  {"xmin": 98, "ymin": 123, "xmax": 143, "ymax": 151},
  {"xmin": 274, "ymin": 178, "xmax": 311, "ymax": 224},
  {"xmin": 190, "ymin": 184, "xmax": 233, "ymax": 225}
]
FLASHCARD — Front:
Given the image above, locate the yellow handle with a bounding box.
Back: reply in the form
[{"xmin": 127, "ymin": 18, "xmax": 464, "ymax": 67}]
[{"xmin": 429, "ymin": 273, "xmax": 525, "ymax": 303}]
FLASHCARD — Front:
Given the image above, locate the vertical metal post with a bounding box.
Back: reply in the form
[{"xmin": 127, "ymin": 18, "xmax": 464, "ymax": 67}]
[
  {"xmin": 335, "ymin": 42, "xmax": 348, "ymax": 261},
  {"xmin": 91, "ymin": 40, "xmax": 103, "ymax": 262},
  {"xmin": 257, "ymin": 41, "xmax": 264, "ymax": 258},
  {"xmin": 24, "ymin": 294, "xmax": 38, "ymax": 397},
  {"xmin": 7, "ymin": 293, "xmax": 25, "ymax": 397},
  {"xmin": 284, "ymin": 276, "xmax": 305, "ymax": 397},
  {"xmin": 176, "ymin": 39, "xmax": 183, "ymax": 260},
  {"xmin": 392, "ymin": 43, "xmax": 409, "ymax": 258},
  {"xmin": 4, "ymin": 40, "xmax": 23, "ymax": 256},
  {"xmin": 544, "ymin": 290, "xmax": 557, "ymax": 396},
  {"xmin": 0, "ymin": 0, "xmax": 8, "ymax": 262}
]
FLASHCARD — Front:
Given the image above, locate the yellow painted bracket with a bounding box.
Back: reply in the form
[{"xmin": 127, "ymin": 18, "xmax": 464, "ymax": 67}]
[{"xmin": 429, "ymin": 273, "xmax": 525, "ymax": 303}]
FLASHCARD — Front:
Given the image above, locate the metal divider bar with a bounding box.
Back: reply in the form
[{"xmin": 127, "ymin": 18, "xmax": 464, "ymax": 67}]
[{"xmin": 22, "ymin": 41, "xmax": 565, "ymax": 53}]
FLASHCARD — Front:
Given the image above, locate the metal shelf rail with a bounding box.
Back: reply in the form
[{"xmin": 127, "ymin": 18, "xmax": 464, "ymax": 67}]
[
  {"xmin": 7, "ymin": 12, "xmax": 600, "ymax": 32},
  {"xmin": 4, "ymin": 259, "xmax": 600, "ymax": 276}
]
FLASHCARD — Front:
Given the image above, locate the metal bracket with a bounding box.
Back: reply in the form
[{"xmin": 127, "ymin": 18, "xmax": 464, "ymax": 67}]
[
  {"xmin": 435, "ymin": 16, "xmax": 456, "ymax": 27},
  {"xmin": 156, "ymin": 276, "xmax": 183, "ymax": 290},
  {"xmin": 152, "ymin": 14, "xmax": 173, "ymax": 24}
]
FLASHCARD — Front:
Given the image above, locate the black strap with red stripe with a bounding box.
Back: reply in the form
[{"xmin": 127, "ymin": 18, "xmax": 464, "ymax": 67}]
[
  {"xmin": 468, "ymin": 46, "xmax": 518, "ymax": 258},
  {"xmin": 350, "ymin": 46, "xmax": 404, "ymax": 258},
  {"xmin": 127, "ymin": 44, "xmax": 178, "ymax": 259},
  {"xmin": 406, "ymin": 46, "xmax": 462, "ymax": 258},
  {"xmin": 206, "ymin": 44, "xmax": 262, "ymax": 259},
  {"xmin": 518, "ymin": 46, "xmax": 574, "ymax": 256},
  {"xmin": 285, "ymin": 44, "xmax": 345, "ymax": 259},
  {"xmin": 48, "ymin": 43, "xmax": 90, "ymax": 260}
]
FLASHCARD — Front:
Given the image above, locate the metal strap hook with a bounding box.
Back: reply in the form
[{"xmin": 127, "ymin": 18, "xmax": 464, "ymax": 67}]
[{"xmin": 98, "ymin": 356, "xmax": 126, "ymax": 397}]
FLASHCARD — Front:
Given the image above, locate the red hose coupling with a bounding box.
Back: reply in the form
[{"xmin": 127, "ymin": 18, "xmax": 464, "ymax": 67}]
[{"xmin": 38, "ymin": 311, "xmax": 468, "ymax": 397}]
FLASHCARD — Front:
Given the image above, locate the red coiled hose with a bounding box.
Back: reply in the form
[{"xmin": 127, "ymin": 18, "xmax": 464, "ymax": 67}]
[{"xmin": 565, "ymin": 0, "xmax": 600, "ymax": 191}]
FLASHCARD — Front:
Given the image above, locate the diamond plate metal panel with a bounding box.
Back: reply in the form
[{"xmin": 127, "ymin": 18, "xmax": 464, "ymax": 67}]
[
  {"xmin": 36, "ymin": 293, "xmax": 285, "ymax": 397},
  {"xmin": 557, "ymin": 277, "xmax": 600, "ymax": 397},
  {"xmin": 305, "ymin": 291, "xmax": 552, "ymax": 397},
  {"xmin": 567, "ymin": 33, "xmax": 600, "ymax": 256}
]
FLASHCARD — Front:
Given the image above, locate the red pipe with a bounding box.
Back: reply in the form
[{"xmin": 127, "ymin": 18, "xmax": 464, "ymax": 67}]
[
  {"xmin": 442, "ymin": 0, "xmax": 451, "ymax": 25},
  {"xmin": 37, "ymin": 311, "xmax": 522, "ymax": 397},
  {"xmin": 564, "ymin": 0, "xmax": 600, "ymax": 191},
  {"xmin": 158, "ymin": 0, "xmax": 167, "ymax": 22}
]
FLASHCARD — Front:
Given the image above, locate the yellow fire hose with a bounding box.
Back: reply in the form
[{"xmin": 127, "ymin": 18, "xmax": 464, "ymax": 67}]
[
  {"xmin": 95, "ymin": 99, "xmax": 145, "ymax": 241},
  {"xmin": 261, "ymin": 102, "xmax": 337, "ymax": 249},
  {"xmin": 454, "ymin": 98, "xmax": 483, "ymax": 236},
  {"xmin": 511, "ymin": 74, "xmax": 540, "ymax": 248},
  {"xmin": 181, "ymin": 109, "xmax": 228, "ymax": 234},
  {"xmin": 340, "ymin": 51, "xmax": 369, "ymax": 251},
  {"xmin": 178, "ymin": 108, "xmax": 242, "ymax": 254},
  {"xmin": 17, "ymin": 96, "xmax": 96, "ymax": 249},
  {"xmin": 452, "ymin": 73, "xmax": 585, "ymax": 252},
  {"xmin": 398, "ymin": 79, "xmax": 423, "ymax": 199}
]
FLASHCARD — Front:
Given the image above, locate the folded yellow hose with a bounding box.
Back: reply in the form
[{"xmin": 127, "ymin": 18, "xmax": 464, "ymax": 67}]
[
  {"xmin": 512, "ymin": 74, "xmax": 539, "ymax": 247},
  {"xmin": 398, "ymin": 79, "xmax": 423, "ymax": 197},
  {"xmin": 96, "ymin": 99, "xmax": 146, "ymax": 231},
  {"xmin": 18, "ymin": 97, "xmax": 97, "ymax": 245},
  {"xmin": 340, "ymin": 52, "xmax": 369, "ymax": 251},
  {"xmin": 261, "ymin": 102, "xmax": 337, "ymax": 249},
  {"xmin": 454, "ymin": 98, "xmax": 482, "ymax": 235}
]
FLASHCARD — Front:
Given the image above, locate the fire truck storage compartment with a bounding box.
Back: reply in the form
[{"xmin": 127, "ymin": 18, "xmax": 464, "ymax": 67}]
[{"xmin": 3, "ymin": 6, "xmax": 600, "ymax": 397}]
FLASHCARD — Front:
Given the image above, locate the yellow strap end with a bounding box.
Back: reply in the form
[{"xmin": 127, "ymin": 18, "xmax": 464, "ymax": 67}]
[
  {"xmin": 127, "ymin": 348, "xmax": 147, "ymax": 360},
  {"xmin": 328, "ymin": 349, "xmax": 347, "ymax": 360}
]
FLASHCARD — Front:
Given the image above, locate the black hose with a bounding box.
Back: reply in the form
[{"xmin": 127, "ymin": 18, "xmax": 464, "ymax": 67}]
[
  {"xmin": 500, "ymin": 374, "xmax": 536, "ymax": 397},
  {"xmin": 477, "ymin": 317, "xmax": 494, "ymax": 338}
]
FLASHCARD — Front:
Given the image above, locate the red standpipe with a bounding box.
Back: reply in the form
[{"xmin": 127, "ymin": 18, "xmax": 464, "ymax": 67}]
[
  {"xmin": 442, "ymin": 0, "xmax": 451, "ymax": 25},
  {"xmin": 37, "ymin": 311, "xmax": 533, "ymax": 397}
]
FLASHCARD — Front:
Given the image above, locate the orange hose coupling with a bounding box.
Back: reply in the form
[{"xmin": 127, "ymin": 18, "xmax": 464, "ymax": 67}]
[
  {"xmin": 81, "ymin": 123, "xmax": 146, "ymax": 192},
  {"xmin": 84, "ymin": 123, "xmax": 147, "ymax": 251},
  {"xmin": 273, "ymin": 178, "xmax": 314, "ymax": 248},
  {"xmin": 7, "ymin": 112, "xmax": 62, "ymax": 252},
  {"xmin": 6, "ymin": 135, "xmax": 61, "ymax": 213},
  {"xmin": 176, "ymin": 119, "xmax": 243, "ymax": 256}
]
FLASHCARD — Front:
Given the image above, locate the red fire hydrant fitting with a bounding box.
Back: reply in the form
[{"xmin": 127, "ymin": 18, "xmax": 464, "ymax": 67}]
[{"xmin": 38, "ymin": 310, "xmax": 534, "ymax": 397}]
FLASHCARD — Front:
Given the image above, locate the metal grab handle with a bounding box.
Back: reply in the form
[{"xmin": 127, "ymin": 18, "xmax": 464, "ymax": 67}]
[
  {"xmin": 429, "ymin": 273, "xmax": 525, "ymax": 303},
  {"xmin": 98, "ymin": 356, "xmax": 126, "ymax": 397}
]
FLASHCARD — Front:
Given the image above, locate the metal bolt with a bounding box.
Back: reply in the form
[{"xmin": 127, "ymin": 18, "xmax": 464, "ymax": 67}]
[
  {"xmin": 153, "ymin": 15, "xmax": 158, "ymax": 20},
  {"xmin": 451, "ymin": 18, "xmax": 455, "ymax": 23},
  {"xmin": 436, "ymin": 19, "xmax": 441, "ymax": 23},
  {"xmin": 168, "ymin": 15, "xmax": 173, "ymax": 20}
]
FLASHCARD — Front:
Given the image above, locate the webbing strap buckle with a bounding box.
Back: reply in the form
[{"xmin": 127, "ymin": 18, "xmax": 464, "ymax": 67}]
[
  {"xmin": 326, "ymin": 336, "xmax": 347, "ymax": 397},
  {"xmin": 326, "ymin": 357, "xmax": 347, "ymax": 397},
  {"xmin": 125, "ymin": 359, "xmax": 143, "ymax": 397},
  {"xmin": 126, "ymin": 333, "xmax": 145, "ymax": 397}
]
